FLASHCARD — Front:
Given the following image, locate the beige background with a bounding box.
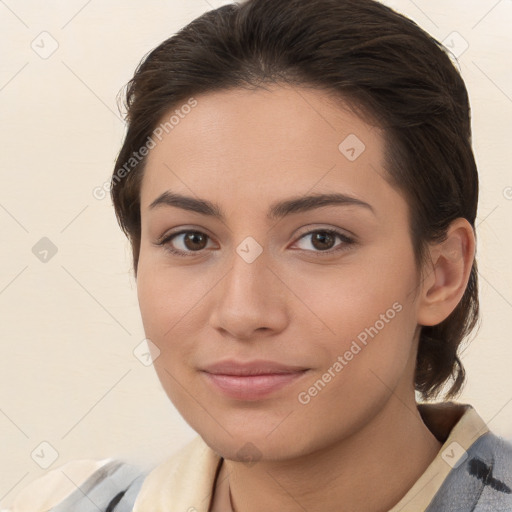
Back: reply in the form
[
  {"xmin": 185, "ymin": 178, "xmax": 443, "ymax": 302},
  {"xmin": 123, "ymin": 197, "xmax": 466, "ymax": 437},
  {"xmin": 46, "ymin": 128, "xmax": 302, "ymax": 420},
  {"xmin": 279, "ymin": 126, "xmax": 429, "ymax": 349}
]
[{"xmin": 1, "ymin": 0, "xmax": 511, "ymax": 505}]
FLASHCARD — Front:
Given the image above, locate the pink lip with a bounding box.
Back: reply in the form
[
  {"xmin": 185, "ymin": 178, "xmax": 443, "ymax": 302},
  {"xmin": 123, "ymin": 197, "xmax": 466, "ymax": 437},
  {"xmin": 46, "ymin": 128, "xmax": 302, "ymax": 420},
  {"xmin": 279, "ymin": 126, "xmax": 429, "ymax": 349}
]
[
  {"xmin": 201, "ymin": 359, "xmax": 308, "ymax": 376},
  {"xmin": 200, "ymin": 359, "xmax": 309, "ymax": 400},
  {"xmin": 203, "ymin": 372, "xmax": 308, "ymax": 400}
]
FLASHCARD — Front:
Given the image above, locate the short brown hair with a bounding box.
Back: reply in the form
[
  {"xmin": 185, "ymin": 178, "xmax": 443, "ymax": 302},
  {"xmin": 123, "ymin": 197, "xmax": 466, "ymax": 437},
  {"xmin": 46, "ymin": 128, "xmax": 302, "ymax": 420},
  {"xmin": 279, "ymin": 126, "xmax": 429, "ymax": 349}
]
[{"xmin": 111, "ymin": 0, "xmax": 479, "ymax": 401}]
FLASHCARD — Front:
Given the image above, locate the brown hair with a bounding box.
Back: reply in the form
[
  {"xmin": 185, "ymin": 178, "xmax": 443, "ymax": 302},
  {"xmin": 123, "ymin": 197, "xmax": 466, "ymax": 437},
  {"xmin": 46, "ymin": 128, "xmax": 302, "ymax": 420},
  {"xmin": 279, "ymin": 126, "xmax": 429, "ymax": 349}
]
[{"xmin": 111, "ymin": 0, "xmax": 479, "ymax": 401}]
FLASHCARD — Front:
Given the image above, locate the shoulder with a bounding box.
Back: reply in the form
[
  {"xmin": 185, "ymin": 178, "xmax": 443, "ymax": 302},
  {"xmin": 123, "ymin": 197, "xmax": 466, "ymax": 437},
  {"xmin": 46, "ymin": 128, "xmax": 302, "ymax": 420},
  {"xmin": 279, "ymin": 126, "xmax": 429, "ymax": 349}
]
[
  {"xmin": 467, "ymin": 431, "xmax": 512, "ymax": 482},
  {"xmin": 133, "ymin": 435, "xmax": 222, "ymax": 510},
  {"xmin": 426, "ymin": 432, "xmax": 512, "ymax": 511},
  {"xmin": 4, "ymin": 457, "xmax": 147, "ymax": 512},
  {"xmin": 4, "ymin": 458, "xmax": 111, "ymax": 512}
]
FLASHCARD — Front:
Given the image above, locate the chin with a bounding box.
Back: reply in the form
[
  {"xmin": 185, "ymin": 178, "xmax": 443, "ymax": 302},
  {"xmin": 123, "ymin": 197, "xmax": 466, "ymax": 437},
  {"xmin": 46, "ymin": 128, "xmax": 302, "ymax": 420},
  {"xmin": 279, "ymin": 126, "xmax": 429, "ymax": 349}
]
[{"xmin": 197, "ymin": 424, "xmax": 311, "ymax": 464}]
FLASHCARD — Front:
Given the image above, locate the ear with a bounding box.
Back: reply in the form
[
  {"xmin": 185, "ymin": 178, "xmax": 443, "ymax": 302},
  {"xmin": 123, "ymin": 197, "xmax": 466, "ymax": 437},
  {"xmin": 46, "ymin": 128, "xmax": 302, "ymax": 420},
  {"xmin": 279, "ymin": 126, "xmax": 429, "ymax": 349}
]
[{"xmin": 416, "ymin": 218, "xmax": 476, "ymax": 327}]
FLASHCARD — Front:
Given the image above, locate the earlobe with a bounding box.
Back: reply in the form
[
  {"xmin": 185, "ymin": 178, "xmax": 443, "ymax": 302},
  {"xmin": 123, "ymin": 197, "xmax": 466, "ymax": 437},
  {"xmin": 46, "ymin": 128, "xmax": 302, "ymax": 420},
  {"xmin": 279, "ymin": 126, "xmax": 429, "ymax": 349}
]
[{"xmin": 416, "ymin": 218, "xmax": 475, "ymax": 327}]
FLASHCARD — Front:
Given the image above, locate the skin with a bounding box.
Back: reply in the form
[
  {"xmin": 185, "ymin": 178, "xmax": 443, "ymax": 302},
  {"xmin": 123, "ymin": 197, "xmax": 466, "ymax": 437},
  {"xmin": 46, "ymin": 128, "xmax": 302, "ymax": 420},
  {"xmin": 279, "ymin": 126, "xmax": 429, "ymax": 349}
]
[{"xmin": 136, "ymin": 85, "xmax": 475, "ymax": 512}]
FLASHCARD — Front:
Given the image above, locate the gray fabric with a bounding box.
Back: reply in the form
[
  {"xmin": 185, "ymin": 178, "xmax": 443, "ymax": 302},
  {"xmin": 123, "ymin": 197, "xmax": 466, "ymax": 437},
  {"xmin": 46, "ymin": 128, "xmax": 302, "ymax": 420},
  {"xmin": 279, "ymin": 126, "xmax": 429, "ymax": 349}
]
[
  {"xmin": 49, "ymin": 460, "xmax": 147, "ymax": 512},
  {"xmin": 110, "ymin": 473, "xmax": 147, "ymax": 512},
  {"xmin": 425, "ymin": 432, "xmax": 512, "ymax": 511}
]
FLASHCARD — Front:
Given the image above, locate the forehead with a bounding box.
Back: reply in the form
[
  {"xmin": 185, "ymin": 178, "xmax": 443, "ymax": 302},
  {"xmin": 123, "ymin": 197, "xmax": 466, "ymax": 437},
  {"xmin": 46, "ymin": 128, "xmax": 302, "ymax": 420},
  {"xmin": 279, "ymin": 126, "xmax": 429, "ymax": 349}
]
[{"xmin": 140, "ymin": 85, "xmax": 401, "ymax": 219}]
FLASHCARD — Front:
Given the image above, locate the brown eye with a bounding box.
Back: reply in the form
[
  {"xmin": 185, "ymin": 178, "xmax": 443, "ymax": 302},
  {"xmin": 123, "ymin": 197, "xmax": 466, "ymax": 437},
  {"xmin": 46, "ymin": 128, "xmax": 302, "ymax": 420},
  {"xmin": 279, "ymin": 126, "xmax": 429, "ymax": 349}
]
[
  {"xmin": 310, "ymin": 231, "xmax": 337, "ymax": 251},
  {"xmin": 158, "ymin": 230, "xmax": 212, "ymax": 257},
  {"xmin": 294, "ymin": 229, "xmax": 354, "ymax": 255},
  {"xmin": 181, "ymin": 232, "xmax": 208, "ymax": 251}
]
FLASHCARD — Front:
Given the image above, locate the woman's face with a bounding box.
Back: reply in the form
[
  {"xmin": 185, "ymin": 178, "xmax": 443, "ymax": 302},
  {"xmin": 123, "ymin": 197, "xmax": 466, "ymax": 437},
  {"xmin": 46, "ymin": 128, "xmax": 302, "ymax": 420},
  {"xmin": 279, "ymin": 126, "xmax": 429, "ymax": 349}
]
[{"xmin": 136, "ymin": 85, "xmax": 425, "ymax": 461}]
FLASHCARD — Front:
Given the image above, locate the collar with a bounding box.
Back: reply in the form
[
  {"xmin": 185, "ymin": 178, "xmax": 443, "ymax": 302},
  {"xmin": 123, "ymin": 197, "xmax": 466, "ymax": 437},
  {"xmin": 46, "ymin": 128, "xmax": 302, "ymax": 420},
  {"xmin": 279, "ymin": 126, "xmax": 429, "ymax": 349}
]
[
  {"xmin": 388, "ymin": 401, "xmax": 489, "ymax": 511},
  {"xmin": 133, "ymin": 401, "xmax": 489, "ymax": 512}
]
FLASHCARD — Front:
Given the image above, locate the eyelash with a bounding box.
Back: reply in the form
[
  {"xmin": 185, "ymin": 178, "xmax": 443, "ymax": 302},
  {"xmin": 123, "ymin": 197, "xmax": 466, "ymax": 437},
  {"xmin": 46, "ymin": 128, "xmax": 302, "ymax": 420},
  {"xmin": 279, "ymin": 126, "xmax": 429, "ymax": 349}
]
[{"xmin": 155, "ymin": 229, "xmax": 356, "ymax": 258}]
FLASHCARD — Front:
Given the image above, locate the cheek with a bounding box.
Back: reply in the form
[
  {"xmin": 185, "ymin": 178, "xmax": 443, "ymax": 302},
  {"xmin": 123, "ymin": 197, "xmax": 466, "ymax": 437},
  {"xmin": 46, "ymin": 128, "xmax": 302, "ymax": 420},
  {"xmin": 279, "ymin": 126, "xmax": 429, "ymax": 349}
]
[
  {"xmin": 136, "ymin": 263, "xmax": 202, "ymax": 407},
  {"xmin": 135, "ymin": 258, "xmax": 218, "ymax": 405},
  {"xmin": 136, "ymin": 258, "xmax": 206, "ymax": 342},
  {"xmin": 289, "ymin": 247, "xmax": 416, "ymax": 342},
  {"xmin": 289, "ymin": 246, "xmax": 418, "ymax": 387},
  {"xmin": 293, "ymin": 297, "xmax": 416, "ymax": 440}
]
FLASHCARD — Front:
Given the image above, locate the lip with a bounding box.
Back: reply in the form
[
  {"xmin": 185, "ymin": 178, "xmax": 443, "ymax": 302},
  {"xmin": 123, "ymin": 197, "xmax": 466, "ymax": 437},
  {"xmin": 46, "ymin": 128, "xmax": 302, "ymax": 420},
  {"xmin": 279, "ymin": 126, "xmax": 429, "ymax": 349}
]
[
  {"xmin": 201, "ymin": 359, "xmax": 309, "ymax": 400},
  {"xmin": 201, "ymin": 359, "xmax": 309, "ymax": 375}
]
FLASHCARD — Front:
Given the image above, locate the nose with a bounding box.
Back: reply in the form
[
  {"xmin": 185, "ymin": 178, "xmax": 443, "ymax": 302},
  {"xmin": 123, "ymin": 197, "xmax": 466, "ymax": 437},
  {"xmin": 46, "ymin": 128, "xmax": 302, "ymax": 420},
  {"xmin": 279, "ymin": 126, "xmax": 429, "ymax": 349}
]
[{"xmin": 209, "ymin": 245, "xmax": 289, "ymax": 341}]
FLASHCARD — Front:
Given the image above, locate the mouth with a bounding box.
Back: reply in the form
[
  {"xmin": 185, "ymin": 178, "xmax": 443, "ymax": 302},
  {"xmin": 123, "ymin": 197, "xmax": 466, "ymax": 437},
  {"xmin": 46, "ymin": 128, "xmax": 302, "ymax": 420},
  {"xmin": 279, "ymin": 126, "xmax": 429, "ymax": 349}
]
[{"xmin": 200, "ymin": 359, "xmax": 310, "ymax": 400}]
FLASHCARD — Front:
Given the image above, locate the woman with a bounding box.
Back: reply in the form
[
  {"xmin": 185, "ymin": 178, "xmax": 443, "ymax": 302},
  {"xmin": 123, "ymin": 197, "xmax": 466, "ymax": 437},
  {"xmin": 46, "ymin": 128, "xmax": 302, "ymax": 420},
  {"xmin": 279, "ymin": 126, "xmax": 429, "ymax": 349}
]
[{"xmin": 7, "ymin": 0, "xmax": 512, "ymax": 510}]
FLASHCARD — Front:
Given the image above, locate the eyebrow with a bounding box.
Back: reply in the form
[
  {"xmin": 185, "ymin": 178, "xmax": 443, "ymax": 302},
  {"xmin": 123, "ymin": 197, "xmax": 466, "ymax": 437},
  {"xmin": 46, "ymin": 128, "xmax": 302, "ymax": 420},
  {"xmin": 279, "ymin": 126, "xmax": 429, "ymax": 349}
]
[{"xmin": 148, "ymin": 190, "xmax": 375, "ymax": 221}]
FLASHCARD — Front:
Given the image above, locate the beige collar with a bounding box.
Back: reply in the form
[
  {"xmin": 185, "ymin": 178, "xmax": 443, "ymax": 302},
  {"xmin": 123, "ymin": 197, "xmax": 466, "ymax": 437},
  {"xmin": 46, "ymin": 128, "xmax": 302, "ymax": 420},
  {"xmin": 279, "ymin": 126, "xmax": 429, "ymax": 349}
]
[
  {"xmin": 388, "ymin": 401, "xmax": 489, "ymax": 511},
  {"xmin": 133, "ymin": 402, "xmax": 489, "ymax": 512}
]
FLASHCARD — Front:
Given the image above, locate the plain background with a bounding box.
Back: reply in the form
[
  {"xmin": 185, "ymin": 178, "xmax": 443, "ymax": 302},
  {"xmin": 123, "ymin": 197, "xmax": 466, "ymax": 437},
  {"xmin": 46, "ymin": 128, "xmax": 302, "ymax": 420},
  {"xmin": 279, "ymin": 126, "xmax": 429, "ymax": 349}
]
[{"xmin": 1, "ymin": 0, "xmax": 511, "ymax": 505}]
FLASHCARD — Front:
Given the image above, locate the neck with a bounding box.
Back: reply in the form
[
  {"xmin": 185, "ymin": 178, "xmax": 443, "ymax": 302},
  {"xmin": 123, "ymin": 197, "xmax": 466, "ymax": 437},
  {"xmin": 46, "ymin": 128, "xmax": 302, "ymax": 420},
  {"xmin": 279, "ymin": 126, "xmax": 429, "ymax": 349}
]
[{"xmin": 221, "ymin": 395, "xmax": 442, "ymax": 512}]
